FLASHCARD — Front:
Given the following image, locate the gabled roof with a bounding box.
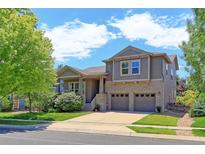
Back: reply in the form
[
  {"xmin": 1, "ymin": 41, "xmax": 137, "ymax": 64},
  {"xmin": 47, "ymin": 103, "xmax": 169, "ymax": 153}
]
[
  {"xmin": 57, "ymin": 65, "xmax": 86, "ymax": 76},
  {"xmin": 103, "ymin": 46, "xmax": 152, "ymax": 62},
  {"xmin": 57, "ymin": 65, "xmax": 106, "ymax": 77},
  {"xmin": 169, "ymin": 55, "xmax": 179, "ymax": 70},
  {"xmin": 83, "ymin": 66, "xmax": 106, "ymax": 75}
]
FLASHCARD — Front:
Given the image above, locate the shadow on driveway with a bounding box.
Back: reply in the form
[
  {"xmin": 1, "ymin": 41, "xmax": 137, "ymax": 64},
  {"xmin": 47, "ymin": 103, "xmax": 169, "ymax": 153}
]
[{"xmin": 0, "ymin": 123, "xmax": 51, "ymax": 134}]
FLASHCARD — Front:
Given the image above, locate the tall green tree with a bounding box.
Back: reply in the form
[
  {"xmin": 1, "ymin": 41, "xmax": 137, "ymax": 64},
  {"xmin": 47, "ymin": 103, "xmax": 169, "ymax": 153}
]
[
  {"xmin": 180, "ymin": 8, "xmax": 205, "ymax": 92},
  {"xmin": 0, "ymin": 9, "xmax": 56, "ymax": 112}
]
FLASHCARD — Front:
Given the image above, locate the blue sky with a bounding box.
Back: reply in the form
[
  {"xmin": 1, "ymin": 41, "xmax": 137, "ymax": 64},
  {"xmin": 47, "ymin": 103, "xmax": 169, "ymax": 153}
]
[{"xmin": 32, "ymin": 8, "xmax": 193, "ymax": 78}]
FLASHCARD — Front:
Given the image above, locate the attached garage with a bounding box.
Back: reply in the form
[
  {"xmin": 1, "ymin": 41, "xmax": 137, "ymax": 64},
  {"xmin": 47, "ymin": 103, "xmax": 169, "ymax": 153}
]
[
  {"xmin": 134, "ymin": 93, "xmax": 156, "ymax": 112},
  {"xmin": 111, "ymin": 93, "xmax": 129, "ymax": 111}
]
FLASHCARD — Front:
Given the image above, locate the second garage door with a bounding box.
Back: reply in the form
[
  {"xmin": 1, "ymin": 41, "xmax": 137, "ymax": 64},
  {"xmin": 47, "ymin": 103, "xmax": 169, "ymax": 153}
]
[
  {"xmin": 111, "ymin": 94, "xmax": 129, "ymax": 111},
  {"xmin": 134, "ymin": 93, "xmax": 156, "ymax": 112}
]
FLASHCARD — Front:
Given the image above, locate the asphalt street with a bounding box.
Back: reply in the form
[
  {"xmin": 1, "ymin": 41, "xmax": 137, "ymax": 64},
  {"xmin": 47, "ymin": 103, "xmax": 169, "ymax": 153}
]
[{"xmin": 0, "ymin": 128, "xmax": 204, "ymax": 145}]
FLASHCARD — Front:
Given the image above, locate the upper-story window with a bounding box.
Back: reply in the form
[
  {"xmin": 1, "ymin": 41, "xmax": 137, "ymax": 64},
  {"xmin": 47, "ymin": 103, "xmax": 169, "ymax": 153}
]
[
  {"xmin": 171, "ymin": 69, "xmax": 174, "ymax": 79},
  {"xmin": 120, "ymin": 60, "xmax": 140, "ymax": 76},
  {"xmin": 166, "ymin": 64, "xmax": 169, "ymax": 75},
  {"xmin": 121, "ymin": 61, "xmax": 129, "ymax": 75},
  {"xmin": 131, "ymin": 60, "xmax": 140, "ymax": 75}
]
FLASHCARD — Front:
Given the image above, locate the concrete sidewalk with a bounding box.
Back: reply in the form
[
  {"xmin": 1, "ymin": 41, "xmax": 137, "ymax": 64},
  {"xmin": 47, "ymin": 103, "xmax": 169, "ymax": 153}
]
[
  {"xmin": 128, "ymin": 124, "xmax": 205, "ymax": 130},
  {"xmin": 46, "ymin": 122, "xmax": 205, "ymax": 142}
]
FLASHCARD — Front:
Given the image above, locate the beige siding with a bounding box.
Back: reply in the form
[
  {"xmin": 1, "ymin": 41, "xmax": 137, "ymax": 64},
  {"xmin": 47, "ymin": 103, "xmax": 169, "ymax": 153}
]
[
  {"xmin": 106, "ymin": 61, "xmax": 113, "ymax": 81},
  {"xmin": 59, "ymin": 69, "xmax": 79, "ymax": 77},
  {"xmin": 163, "ymin": 60, "xmax": 177, "ymax": 108},
  {"xmin": 150, "ymin": 57, "xmax": 163, "ymax": 79},
  {"xmin": 113, "ymin": 57, "xmax": 149, "ymax": 81},
  {"xmin": 85, "ymin": 79, "xmax": 99, "ymax": 103}
]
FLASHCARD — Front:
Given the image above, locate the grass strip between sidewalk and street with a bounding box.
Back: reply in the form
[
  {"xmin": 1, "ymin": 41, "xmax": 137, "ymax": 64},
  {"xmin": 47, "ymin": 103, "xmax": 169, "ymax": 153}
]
[
  {"xmin": 0, "ymin": 119, "xmax": 47, "ymax": 126},
  {"xmin": 191, "ymin": 117, "xmax": 205, "ymax": 128},
  {"xmin": 133, "ymin": 114, "xmax": 179, "ymax": 126},
  {"xmin": 128, "ymin": 126, "xmax": 176, "ymax": 135},
  {"xmin": 0, "ymin": 112, "xmax": 90, "ymax": 121},
  {"xmin": 192, "ymin": 129, "xmax": 205, "ymax": 137}
]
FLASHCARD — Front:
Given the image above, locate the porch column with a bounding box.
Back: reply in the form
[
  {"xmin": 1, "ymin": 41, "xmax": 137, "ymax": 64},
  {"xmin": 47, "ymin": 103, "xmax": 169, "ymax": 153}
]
[
  {"xmin": 99, "ymin": 76, "xmax": 104, "ymax": 93},
  {"xmin": 79, "ymin": 78, "xmax": 83, "ymax": 96}
]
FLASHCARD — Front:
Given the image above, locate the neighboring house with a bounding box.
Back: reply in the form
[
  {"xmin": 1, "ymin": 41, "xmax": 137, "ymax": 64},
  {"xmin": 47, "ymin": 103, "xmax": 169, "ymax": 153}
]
[{"xmin": 57, "ymin": 46, "xmax": 179, "ymax": 112}]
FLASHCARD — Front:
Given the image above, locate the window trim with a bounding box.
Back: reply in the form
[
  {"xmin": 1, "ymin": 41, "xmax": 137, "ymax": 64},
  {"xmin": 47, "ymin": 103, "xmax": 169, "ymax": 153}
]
[
  {"xmin": 131, "ymin": 59, "xmax": 141, "ymax": 75},
  {"xmin": 120, "ymin": 59, "xmax": 141, "ymax": 76},
  {"xmin": 68, "ymin": 82, "xmax": 79, "ymax": 93},
  {"xmin": 120, "ymin": 61, "xmax": 129, "ymax": 76}
]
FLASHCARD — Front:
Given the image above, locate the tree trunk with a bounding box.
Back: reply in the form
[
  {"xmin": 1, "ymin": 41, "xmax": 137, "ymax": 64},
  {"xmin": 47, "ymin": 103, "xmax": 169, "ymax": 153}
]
[{"xmin": 28, "ymin": 93, "xmax": 32, "ymax": 113}]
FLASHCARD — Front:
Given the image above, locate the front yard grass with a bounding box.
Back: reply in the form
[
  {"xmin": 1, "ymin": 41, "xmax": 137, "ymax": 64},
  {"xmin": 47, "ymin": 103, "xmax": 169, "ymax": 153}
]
[
  {"xmin": 0, "ymin": 112, "xmax": 90, "ymax": 121},
  {"xmin": 133, "ymin": 114, "xmax": 179, "ymax": 126},
  {"xmin": 192, "ymin": 129, "xmax": 205, "ymax": 137},
  {"xmin": 0, "ymin": 119, "xmax": 47, "ymax": 125},
  {"xmin": 128, "ymin": 126, "xmax": 176, "ymax": 135},
  {"xmin": 191, "ymin": 117, "xmax": 205, "ymax": 128}
]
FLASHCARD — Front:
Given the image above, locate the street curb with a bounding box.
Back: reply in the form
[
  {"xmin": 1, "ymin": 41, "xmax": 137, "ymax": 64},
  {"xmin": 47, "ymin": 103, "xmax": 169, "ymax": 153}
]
[
  {"xmin": 0, "ymin": 118, "xmax": 53, "ymax": 123},
  {"xmin": 0, "ymin": 123, "xmax": 50, "ymax": 130},
  {"xmin": 46, "ymin": 127, "xmax": 205, "ymax": 142}
]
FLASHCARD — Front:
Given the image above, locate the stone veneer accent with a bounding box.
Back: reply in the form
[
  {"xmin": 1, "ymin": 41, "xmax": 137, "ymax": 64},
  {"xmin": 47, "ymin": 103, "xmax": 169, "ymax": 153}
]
[
  {"xmin": 105, "ymin": 80, "xmax": 165, "ymax": 112},
  {"xmin": 95, "ymin": 93, "xmax": 107, "ymax": 111}
]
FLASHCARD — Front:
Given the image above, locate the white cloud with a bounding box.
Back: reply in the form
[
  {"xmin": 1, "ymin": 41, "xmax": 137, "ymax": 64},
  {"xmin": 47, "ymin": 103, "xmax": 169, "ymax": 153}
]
[
  {"xmin": 42, "ymin": 19, "xmax": 115, "ymax": 61},
  {"xmin": 108, "ymin": 12, "xmax": 189, "ymax": 48}
]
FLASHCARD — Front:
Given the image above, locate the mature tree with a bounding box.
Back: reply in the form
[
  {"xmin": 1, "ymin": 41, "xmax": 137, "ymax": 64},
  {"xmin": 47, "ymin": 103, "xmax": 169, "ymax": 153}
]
[
  {"xmin": 0, "ymin": 9, "xmax": 56, "ymax": 112},
  {"xmin": 180, "ymin": 8, "xmax": 205, "ymax": 92}
]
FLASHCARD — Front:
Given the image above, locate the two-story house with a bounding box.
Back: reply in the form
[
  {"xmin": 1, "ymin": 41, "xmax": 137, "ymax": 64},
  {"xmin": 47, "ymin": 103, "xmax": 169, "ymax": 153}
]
[{"xmin": 57, "ymin": 46, "xmax": 179, "ymax": 112}]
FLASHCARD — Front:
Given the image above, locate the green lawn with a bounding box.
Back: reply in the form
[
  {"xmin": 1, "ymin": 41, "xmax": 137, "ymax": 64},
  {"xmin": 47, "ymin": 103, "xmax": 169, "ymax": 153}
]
[
  {"xmin": 133, "ymin": 114, "xmax": 179, "ymax": 126},
  {"xmin": 128, "ymin": 126, "xmax": 176, "ymax": 135},
  {"xmin": 0, "ymin": 112, "xmax": 90, "ymax": 121},
  {"xmin": 0, "ymin": 119, "xmax": 47, "ymax": 125},
  {"xmin": 191, "ymin": 117, "xmax": 205, "ymax": 128},
  {"xmin": 192, "ymin": 129, "xmax": 205, "ymax": 137}
]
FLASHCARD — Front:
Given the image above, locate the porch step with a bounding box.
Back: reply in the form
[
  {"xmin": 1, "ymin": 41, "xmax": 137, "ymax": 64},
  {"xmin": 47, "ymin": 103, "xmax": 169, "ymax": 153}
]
[{"xmin": 84, "ymin": 103, "xmax": 93, "ymax": 111}]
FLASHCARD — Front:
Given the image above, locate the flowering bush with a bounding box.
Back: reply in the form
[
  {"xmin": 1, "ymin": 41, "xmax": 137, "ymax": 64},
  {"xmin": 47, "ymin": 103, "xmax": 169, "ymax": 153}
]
[
  {"xmin": 54, "ymin": 92, "xmax": 83, "ymax": 112},
  {"xmin": 176, "ymin": 90, "xmax": 199, "ymax": 107}
]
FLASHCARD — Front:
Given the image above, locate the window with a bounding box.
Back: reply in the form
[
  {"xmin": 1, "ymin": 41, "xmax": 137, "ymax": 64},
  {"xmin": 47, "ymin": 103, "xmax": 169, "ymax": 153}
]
[
  {"xmin": 131, "ymin": 60, "xmax": 140, "ymax": 75},
  {"xmin": 68, "ymin": 82, "xmax": 79, "ymax": 93},
  {"xmin": 120, "ymin": 60, "xmax": 140, "ymax": 76},
  {"xmin": 121, "ymin": 61, "xmax": 129, "ymax": 75},
  {"xmin": 145, "ymin": 94, "xmax": 150, "ymax": 97},
  {"xmin": 171, "ymin": 69, "xmax": 174, "ymax": 79},
  {"xmin": 166, "ymin": 64, "xmax": 169, "ymax": 75}
]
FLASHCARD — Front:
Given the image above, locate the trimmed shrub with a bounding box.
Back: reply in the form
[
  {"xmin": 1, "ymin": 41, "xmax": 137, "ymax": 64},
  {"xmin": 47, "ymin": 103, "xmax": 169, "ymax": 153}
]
[
  {"xmin": 54, "ymin": 92, "xmax": 83, "ymax": 112},
  {"xmin": 190, "ymin": 93, "xmax": 205, "ymax": 117}
]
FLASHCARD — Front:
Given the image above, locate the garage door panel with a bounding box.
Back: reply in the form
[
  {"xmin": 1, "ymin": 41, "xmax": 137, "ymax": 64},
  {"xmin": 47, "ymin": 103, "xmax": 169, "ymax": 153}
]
[
  {"xmin": 134, "ymin": 94, "xmax": 156, "ymax": 112},
  {"xmin": 111, "ymin": 94, "xmax": 129, "ymax": 111}
]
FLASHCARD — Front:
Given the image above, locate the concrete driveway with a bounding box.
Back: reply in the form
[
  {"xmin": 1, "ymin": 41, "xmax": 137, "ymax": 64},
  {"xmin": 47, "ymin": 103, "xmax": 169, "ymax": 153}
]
[
  {"xmin": 47, "ymin": 112, "xmax": 149, "ymax": 135},
  {"xmin": 66, "ymin": 111, "xmax": 149, "ymax": 125}
]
